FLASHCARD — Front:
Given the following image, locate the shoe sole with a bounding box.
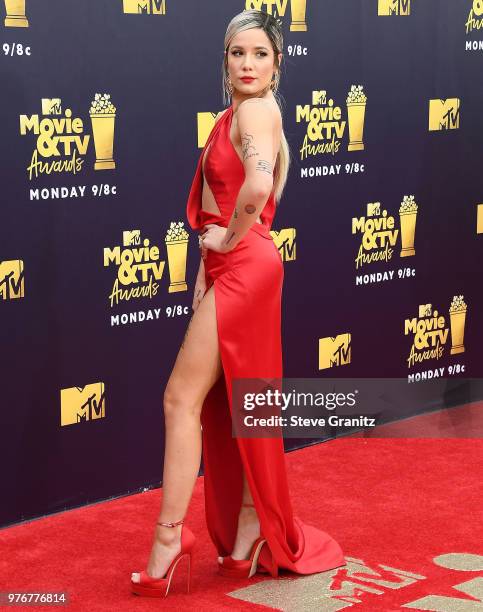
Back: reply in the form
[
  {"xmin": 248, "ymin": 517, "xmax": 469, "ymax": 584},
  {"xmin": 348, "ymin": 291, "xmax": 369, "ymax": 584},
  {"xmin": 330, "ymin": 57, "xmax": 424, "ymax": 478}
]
[
  {"xmin": 131, "ymin": 554, "xmax": 191, "ymax": 597},
  {"xmin": 217, "ymin": 539, "xmax": 267, "ymax": 579}
]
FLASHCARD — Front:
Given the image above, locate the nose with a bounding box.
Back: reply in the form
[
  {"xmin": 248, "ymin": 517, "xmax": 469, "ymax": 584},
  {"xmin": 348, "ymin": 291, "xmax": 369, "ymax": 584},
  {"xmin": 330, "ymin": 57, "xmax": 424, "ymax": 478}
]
[{"xmin": 241, "ymin": 54, "xmax": 254, "ymax": 70}]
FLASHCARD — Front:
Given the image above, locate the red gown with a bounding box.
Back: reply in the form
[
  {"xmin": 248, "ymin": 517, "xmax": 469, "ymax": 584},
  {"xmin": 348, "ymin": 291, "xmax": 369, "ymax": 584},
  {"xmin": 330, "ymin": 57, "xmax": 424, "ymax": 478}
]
[{"xmin": 185, "ymin": 104, "xmax": 346, "ymax": 577}]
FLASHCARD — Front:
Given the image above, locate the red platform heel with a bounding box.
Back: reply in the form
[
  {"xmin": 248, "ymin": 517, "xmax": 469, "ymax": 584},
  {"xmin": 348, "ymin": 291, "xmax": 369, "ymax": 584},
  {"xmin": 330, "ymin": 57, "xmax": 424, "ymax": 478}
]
[
  {"xmin": 131, "ymin": 518, "xmax": 195, "ymax": 598},
  {"xmin": 218, "ymin": 503, "xmax": 268, "ymax": 578}
]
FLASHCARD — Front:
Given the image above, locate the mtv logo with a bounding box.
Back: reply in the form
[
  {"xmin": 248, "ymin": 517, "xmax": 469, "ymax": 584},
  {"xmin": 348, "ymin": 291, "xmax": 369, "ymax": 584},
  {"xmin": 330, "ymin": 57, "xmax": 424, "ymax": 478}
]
[
  {"xmin": 318, "ymin": 334, "xmax": 351, "ymax": 370},
  {"xmin": 228, "ymin": 555, "xmax": 427, "ymax": 608},
  {"xmin": 0, "ymin": 259, "xmax": 25, "ymax": 300},
  {"xmin": 477, "ymin": 204, "xmax": 483, "ymax": 234},
  {"xmin": 270, "ymin": 228, "xmax": 296, "ymax": 261},
  {"xmin": 419, "ymin": 304, "xmax": 432, "ymax": 318},
  {"xmin": 60, "ymin": 383, "xmax": 106, "ymax": 426},
  {"xmin": 123, "ymin": 230, "xmax": 141, "ymax": 246},
  {"xmin": 197, "ymin": 111, "xmax": 219, "ymax": 148},
  {"xmin": 123, "ymin": 0, "xmax": 166, "ymax": 14},
  {"xmin": 367, "ymin": 202, "xmax": 381, "ymax": 216},
  {"xmin": 248, "ymin": 0, "xmax": 290, "ymax": 16},
  {"xmin": 378, "ymin": 0, "xmax": 411, "ymax": 15},
  {"xmin": 41, "ymin": 98, "xmax": 62, "ymax": 115},
  {"xmin": 312, "ymin": 90, "xmax": 327, "ymax": 106},
  {"xmin": 428, "ymin": 99, "xmax": 460, "ymax": 130}
]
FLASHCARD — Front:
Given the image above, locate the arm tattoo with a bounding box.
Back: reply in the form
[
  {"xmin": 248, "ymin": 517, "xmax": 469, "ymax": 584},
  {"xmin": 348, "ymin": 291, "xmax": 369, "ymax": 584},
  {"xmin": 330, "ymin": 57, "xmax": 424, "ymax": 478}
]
[
  {"xmin": 256, "ymin": 160, "xmax": 272, "ymax": 175},
  {"xmin": 244, "ymin": 204, "xmax": 256, "ymax": 214},
  {"xmin": 241, "ymin": 133, "xmax": 259, "ymax": 161},
  {"xmin": 226, "ymin": 231, "xmax": 236, "ymax": 245},
  {"xmin": 234, "ymin": 207, "xmax": 238, "ymax": 219}
]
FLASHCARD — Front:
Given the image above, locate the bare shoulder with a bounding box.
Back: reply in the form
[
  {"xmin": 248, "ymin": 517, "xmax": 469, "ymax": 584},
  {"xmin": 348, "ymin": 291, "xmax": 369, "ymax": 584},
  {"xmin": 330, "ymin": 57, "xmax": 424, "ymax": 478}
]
[
  {"xmin": 214, "ymin": 108, "xmax": 230, "ymax": 124},
  {"xmin": 237, "ymin": 97, "xmax": 281, "ymax": 127},
  {"xmin": 235, "ymin": 99, "xmax": 282, "ymax": 166}
]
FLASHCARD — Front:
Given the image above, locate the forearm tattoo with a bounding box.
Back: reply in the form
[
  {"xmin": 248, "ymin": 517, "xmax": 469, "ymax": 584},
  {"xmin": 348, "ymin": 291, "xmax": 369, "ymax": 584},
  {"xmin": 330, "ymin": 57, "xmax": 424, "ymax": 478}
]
[
  {"xmin": 241, "ymin": 133, "xmax": 259, "ymax": 161},
  {"xmin": 256, "ymin": 159, "xmax": 273, "ymax": 175},
  {"xmin": 224, "ymin": 203, "xmax": 257, "ymax": 248}
]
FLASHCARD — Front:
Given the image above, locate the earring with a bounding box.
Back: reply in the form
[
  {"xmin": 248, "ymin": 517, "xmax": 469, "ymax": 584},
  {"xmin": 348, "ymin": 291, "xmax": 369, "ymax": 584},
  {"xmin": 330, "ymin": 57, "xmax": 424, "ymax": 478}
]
[
  {"xmin": 227, "ymin": 77, "xmax": 234, "ymax": 95},
  {"xmin": 270, "ymin": 73, "xmax": 277, "ymax": 91}
]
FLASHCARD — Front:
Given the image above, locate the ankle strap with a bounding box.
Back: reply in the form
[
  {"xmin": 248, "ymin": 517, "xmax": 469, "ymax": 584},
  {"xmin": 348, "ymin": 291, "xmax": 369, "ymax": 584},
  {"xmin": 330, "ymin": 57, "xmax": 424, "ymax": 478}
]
[{"xmin": 157, "ymin": 518, "xmax": 184, "ymax": 528}]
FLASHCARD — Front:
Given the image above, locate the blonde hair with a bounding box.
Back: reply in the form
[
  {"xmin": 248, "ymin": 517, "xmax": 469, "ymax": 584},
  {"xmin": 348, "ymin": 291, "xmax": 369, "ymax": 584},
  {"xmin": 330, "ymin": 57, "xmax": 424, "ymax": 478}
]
[{"xmin": 222, "ymin": 10, "xmax": 290, "ymax": 205}]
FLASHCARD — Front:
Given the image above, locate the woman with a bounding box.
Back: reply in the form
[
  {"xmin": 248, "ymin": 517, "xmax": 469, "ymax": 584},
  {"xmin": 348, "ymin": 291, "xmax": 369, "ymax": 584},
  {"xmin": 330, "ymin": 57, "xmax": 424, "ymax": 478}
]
[{"xmin": 131, "ymin": 9, "xmax": 346, "ymax": 598}]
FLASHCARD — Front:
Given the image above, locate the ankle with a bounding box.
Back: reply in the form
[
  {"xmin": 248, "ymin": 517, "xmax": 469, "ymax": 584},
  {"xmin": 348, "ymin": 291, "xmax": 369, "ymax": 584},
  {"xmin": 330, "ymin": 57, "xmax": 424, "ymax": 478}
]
[
  {"xmin": 154, "ymin": 523, "xmax": 182, "ymax": 546},
  {"xmin": 238, "ymin": 505, "xmax": 259, "ymax": 527},
  {"xmin": 240, "ymin": 503, "xmax": 257, "ymax": 516}
]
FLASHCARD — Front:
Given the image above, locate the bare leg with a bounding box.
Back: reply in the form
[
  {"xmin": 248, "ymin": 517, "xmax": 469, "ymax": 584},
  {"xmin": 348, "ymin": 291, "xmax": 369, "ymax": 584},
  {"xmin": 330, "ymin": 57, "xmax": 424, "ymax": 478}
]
[
  {"xmin": 218, "ymin": 472, "xmax": 261, "ymax": 562},
  {"xmin": 132, "ymin": 283, "xmax": 222, "ymax": 581}
]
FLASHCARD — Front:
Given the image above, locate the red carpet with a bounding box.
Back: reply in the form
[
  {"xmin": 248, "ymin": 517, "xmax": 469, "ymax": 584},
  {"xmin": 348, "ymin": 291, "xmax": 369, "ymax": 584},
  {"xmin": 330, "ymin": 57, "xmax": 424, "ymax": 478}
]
[{"xmin": 1, "ymin": 404, "xmax": 482, "ymax": 611}]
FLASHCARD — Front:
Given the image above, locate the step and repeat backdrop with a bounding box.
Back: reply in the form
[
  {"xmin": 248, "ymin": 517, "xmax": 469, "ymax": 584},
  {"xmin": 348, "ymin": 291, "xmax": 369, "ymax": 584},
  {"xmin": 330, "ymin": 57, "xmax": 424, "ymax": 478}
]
[{"xmin": 1, "ymin": 0, "xmax": 482, "ymax": 527}]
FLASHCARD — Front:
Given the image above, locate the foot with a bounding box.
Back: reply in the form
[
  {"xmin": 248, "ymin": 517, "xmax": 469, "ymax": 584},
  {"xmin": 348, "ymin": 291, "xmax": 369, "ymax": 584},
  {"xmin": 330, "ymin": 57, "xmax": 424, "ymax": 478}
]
[
  {"xmin": 218, "ymin": 504, "xmax": 260, "ymax": 562},
  {"xmin": 131, "ymin": 524, "xmax": 182, "ymax": 582}
]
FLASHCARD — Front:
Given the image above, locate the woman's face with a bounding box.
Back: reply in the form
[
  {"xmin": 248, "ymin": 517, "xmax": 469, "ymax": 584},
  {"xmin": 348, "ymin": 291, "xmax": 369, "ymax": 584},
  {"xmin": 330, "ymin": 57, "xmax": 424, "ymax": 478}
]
[{"xmin": 226, "ymin": 27, "xmax": 280, "ymax": 98}]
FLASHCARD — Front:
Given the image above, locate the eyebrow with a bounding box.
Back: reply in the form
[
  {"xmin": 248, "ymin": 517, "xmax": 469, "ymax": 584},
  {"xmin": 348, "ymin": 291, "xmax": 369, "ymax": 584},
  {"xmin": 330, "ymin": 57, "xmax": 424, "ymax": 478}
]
[{"xmin": 230, "ymin": 45, "xmax": 269, "ymax": 51}]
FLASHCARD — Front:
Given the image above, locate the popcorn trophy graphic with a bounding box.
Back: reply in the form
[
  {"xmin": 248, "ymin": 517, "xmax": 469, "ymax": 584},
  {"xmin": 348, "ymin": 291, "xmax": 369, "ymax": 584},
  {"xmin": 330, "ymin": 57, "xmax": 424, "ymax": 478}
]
[
  {"xmin": 346, "ymin": 85, "xmax": 367, "ymax": 151},
  {"xmin": 290, "ymin": 0, "xmax": 307, "ymax": 32},
  {"xmin": 474, "ymin": 0, "xmax": 483, "ymax": 17},
  {"xmin": 165, "ymin": 222, "xmax": 189, "ymax": 293},
  {"xmin": 449, "ymin": 295, "xmax": 467, "ymax": 355},
  {"xmin": 4, "ymin": 0, "xmax": 28, "ymax": 27},
  {"xmin": 89, "ymin": 93, "xmax": 116, "ymax": 170},
  {"xmin": 399, "ymin": 195, "xmax": 418, "ymax": 257}
]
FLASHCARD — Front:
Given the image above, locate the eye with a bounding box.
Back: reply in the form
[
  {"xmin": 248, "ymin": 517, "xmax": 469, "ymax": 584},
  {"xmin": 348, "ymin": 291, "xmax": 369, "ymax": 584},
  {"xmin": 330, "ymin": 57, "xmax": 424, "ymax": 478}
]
[{"xmin": 231, "ymin": 51, "xmax": 268, "ymax": 57}]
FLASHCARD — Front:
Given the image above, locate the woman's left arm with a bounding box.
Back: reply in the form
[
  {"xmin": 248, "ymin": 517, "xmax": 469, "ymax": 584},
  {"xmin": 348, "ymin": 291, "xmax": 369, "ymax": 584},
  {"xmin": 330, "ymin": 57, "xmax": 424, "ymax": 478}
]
[{"xmin": 221, "ymin": 99, "xmax": 276, "ymax": 251}]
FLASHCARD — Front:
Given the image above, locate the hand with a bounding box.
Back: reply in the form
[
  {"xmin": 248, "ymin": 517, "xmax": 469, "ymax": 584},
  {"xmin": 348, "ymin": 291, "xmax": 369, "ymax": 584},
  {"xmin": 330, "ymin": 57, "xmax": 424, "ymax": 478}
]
[
  {"xmin": 200, "ymin": 224, "xmax": 232, "ymax": 254},
  {"xmin": 199, "ymin": 235, "xmax": 208, "ymax": 261}
]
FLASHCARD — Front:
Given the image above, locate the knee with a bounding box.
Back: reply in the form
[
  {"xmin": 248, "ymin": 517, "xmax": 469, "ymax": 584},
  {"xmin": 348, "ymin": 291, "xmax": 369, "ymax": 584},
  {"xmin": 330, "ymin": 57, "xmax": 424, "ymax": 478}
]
[{"xmin": 163, "ymin": 384, "xmax": 200, "ymax": 421}]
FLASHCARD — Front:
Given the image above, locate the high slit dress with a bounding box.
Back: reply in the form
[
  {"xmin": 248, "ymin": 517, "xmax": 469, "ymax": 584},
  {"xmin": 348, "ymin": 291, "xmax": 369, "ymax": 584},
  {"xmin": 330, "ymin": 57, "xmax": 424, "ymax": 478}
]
[{"xmin": 185, "ymin": 103, "xmax": 346, "ymax": 577}]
